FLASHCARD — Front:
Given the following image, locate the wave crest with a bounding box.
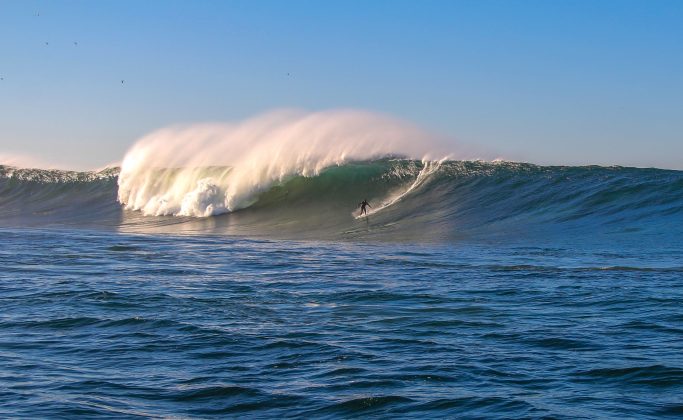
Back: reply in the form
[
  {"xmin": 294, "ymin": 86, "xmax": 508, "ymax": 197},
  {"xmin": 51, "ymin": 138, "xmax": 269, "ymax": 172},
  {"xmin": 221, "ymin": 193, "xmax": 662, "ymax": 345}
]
[{"xmin": 117, "ymin": 110, "xmax": 446, "ymax": 217}]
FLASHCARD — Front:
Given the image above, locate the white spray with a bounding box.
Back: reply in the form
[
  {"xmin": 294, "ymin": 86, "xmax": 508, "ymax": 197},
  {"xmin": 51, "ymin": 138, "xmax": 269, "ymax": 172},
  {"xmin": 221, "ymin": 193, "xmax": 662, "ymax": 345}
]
[{"xmin": 117, "ymin": 109, "xmax": 448, "ymax": 217}]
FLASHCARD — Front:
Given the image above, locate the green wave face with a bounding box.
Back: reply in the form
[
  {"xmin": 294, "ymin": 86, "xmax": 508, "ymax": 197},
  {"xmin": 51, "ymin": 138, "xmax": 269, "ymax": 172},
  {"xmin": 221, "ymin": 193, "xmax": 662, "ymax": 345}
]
[{"xmin": 1, "ymin": 161, "xmax": 682, "ymax": 242}]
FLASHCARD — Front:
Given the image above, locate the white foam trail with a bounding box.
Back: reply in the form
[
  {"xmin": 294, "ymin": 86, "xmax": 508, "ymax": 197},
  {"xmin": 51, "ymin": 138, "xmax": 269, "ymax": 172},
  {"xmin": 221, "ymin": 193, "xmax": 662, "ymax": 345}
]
[
  {"xmin": 354, "ymin": 159, "xmax": 443, "ymax": 219},
  {"xmin": 118, "ymin": 109, "xmax": 449, "ymax": 217}
]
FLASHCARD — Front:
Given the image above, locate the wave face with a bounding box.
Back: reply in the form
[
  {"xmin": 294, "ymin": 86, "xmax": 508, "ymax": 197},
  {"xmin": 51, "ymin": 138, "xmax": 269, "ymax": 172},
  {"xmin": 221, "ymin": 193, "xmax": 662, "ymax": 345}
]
[
  {"xmin": 1, "ymin": 160, "xmax": 682, "ymax": 242},
  {"xmin": 0, "ymin": 165, "xmax": 120, "ymax": 227},
  {"xmin": 117, "ymin": 110, "xmax": 446, "ymax": 217}
]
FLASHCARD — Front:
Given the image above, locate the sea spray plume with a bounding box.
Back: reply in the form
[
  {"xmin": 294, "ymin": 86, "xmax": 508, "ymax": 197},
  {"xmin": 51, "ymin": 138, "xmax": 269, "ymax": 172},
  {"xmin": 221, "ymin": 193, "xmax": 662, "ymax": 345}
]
[{"xmin": 117, "ymin": 110, "xmax": 446, "ymax": 217}]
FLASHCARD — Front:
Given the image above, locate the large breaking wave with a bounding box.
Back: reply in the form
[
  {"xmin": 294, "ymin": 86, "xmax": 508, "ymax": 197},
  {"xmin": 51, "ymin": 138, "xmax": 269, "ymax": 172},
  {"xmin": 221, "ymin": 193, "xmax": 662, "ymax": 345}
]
[
  {"xmin": 1, "ymin": 160, "xmax": 682, "ymax": 241},
  {"xmin": 2, "ymin": 109, "xmax": 682, "ymax": 241},
  {"xmin": 117, "ymin": 110, "xmax": 448, "ymax": 217}
]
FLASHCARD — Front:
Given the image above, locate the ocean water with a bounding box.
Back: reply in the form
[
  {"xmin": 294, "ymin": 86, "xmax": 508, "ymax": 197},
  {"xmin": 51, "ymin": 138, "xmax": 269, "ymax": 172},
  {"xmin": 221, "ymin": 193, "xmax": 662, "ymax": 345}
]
[{"xmin": 1, "ymin": 160, "xmax": 683, "ymax": 418}]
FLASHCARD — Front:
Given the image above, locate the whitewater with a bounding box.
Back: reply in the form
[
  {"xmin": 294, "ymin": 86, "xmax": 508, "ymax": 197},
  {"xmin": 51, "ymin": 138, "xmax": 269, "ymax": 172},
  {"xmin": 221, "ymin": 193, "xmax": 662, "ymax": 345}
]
[
  {"xmin": 2, "ymin": 110, "xmax": 683, "ymax": 418},
  {"xmin": 116, "ymin": 109, "xmax": 448, "ymax": 218}
]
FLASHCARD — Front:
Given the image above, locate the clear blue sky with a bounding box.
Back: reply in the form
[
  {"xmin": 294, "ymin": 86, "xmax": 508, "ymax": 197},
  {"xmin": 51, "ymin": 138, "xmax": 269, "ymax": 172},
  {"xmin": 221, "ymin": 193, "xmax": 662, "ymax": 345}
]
[{"xmin": 1, "ymin": 0, "xmax": 682, "ymax": 169}]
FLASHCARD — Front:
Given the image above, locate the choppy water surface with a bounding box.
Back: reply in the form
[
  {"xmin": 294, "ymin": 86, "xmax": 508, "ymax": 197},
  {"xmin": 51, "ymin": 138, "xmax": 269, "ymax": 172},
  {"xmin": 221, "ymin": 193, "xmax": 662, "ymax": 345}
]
[
  {"xmin": 1, "ymin": 160, "xmax": 682, "ymax": 417},
  {"xmin": 1, "ymin": 228, "xmax": 682, "ymax": 418}
]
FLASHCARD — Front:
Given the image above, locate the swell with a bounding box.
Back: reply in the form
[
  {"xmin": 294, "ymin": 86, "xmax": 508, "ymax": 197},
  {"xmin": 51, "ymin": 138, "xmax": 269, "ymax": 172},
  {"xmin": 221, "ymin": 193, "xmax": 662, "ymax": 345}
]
[
  {"xmin": 1, "ymin": 161, "xmax": 682, "ymax": 241},
  {"xmin": 0, "ymin": 165, "xmax": 121, "ymax": 227}
]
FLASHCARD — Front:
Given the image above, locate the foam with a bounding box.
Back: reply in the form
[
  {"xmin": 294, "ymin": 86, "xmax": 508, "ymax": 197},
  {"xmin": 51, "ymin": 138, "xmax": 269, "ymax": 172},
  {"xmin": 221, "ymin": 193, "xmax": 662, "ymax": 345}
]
[{"xmin": 117, "ymin": 109, "xmax": 447, "ymax": 217}]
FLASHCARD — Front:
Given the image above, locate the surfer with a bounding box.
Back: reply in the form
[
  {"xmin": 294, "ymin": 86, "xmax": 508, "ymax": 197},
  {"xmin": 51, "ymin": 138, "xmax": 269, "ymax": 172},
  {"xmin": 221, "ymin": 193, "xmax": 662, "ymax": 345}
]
[{"xmin": 359, "ymin": 199, "xmax": 371, "ymax": 216}]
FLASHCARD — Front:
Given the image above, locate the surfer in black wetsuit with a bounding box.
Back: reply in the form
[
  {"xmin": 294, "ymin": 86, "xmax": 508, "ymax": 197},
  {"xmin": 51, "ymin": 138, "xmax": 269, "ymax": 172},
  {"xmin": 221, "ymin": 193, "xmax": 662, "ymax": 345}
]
[{"xmin": 359, "ymin": 199, "xmax": 371, "ymax": 216}]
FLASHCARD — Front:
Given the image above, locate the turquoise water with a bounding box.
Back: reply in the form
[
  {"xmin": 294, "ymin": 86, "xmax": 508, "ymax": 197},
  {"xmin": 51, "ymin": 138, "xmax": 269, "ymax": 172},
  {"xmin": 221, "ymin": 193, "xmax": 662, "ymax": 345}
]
[{"xmin": 1, "ymin": 161, "xmax": 682, "ymax": 418}]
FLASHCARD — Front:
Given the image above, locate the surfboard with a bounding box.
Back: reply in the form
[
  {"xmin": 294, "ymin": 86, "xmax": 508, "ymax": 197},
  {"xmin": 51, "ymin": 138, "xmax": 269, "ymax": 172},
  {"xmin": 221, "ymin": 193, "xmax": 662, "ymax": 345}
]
[{"xmin": 351, "ymin": 160, "xmax": 442, "ymax": 220}]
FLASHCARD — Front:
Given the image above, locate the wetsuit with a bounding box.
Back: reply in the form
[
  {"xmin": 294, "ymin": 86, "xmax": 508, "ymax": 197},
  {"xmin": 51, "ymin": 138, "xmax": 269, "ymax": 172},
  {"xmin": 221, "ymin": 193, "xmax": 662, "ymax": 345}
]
[{"xmin": 359, "ymin": 200, "xmax": 371, "ymax": 215}]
